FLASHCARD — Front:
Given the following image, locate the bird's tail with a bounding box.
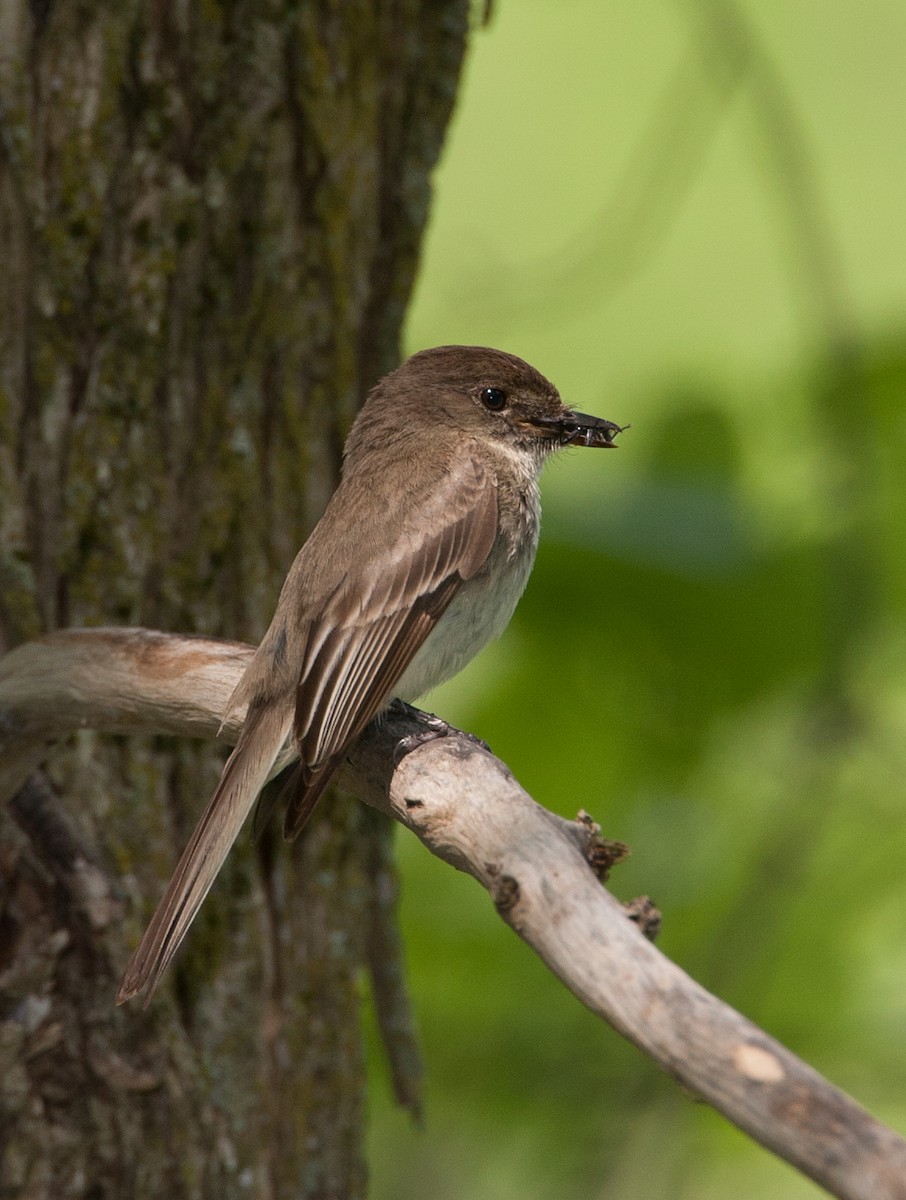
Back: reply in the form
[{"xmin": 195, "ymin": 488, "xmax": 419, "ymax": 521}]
[{"xmin": 116, "ymin": 699, "xmax": 293, "ymax": 1005}]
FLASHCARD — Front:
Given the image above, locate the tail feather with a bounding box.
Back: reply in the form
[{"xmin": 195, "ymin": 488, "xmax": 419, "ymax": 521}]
[{"xmin": 116, "ymin": 701, "xmax": 293, "ymax": 1005}]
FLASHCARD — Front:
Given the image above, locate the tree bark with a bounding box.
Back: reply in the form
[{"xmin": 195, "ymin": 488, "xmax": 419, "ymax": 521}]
[{"xmin": 0, "ymin": 4, "xmax": 469, "ymax": 1196}]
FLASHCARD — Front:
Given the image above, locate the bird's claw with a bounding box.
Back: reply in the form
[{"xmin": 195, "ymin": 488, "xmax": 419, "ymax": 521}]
[{"xmin": 388, "ymin": 700, "xmax": 491, "ymax": 765}]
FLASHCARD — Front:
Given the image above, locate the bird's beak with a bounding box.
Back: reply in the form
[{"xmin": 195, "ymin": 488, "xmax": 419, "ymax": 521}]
[{"xmin": 532, "ymin": 410, "xmax": 628, "ymax": 448}]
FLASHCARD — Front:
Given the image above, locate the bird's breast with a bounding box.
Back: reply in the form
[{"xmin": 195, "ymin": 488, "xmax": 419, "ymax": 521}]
[{"xmin": 395, "ymin": 479, "xmax": 541, "ymax": 701}]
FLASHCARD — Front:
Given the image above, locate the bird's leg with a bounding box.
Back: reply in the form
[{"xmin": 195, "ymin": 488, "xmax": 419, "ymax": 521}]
[{"xmin": 386, "ymin": 699, "xmax": 492, "ymax": 765}]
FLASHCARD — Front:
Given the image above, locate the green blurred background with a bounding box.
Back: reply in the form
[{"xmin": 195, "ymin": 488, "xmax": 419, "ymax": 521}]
[{"xmin": 366, "ymin": 2, "xmax": 906, "ymax": 1197}]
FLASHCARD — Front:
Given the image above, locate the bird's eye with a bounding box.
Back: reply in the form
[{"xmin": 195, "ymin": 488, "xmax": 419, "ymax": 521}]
[{"xmin": 480, "ymin": 386, "xmax": 508, "ymax": 411}]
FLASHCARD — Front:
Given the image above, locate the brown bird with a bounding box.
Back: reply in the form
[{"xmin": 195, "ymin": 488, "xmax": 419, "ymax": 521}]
[{"xmin": 117, "ymin": 345, "xmax": 624, "ymax": 1003}]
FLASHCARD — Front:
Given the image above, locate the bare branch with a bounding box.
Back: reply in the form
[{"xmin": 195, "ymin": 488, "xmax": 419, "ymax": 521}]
[{"xmin": 2, "ymin": 628, "xmax": 905, "ymax": 1200}]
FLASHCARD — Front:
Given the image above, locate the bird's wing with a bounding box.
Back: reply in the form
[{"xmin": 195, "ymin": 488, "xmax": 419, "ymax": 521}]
[
  {"xmin": 117, "ymin": 453, "xmax": 498, "ymax": 1003},
  {"xmin": 282, "ymin": 455, "xmax": 499, "ymax": 836}
]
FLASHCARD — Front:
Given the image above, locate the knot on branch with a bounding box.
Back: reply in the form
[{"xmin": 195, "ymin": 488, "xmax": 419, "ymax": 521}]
[{"xmin": 490, "ymin": 871, "xmax": 520, "ymax": 914}]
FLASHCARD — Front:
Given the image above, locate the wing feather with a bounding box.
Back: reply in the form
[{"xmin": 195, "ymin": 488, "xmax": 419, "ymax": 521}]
[
  {"xmin": 119, "ymin": 447, "xmax": 500, "ymax": 997},
  {"xmin": 282, "ymin": 460, "xmax": 497, "ymax": 837}
]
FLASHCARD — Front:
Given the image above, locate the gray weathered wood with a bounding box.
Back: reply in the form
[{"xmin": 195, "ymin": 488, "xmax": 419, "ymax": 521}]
[{"xmin": 3, "ymin": 627, "xmax": 905, "ymax": 1200}]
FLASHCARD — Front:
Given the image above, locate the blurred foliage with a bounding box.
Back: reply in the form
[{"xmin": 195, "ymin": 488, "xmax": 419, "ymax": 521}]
[{"xmin": 364, "ymin": 2, "xmax": 906, "ymax": 1197}]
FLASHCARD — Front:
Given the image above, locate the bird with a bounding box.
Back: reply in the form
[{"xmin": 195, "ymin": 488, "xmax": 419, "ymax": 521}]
[{"xmin": 116, "ymin": 344, "xmax": 625, "ymax": 1003}]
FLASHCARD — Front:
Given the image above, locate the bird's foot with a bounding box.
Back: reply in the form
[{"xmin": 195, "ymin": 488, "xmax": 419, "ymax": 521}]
[{"xmin": 388, "ymin": 699, "xmax": 491, "ymax": 764}]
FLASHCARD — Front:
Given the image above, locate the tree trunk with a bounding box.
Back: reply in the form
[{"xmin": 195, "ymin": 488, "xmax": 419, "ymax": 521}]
[{"xmin": 0, "ymin": 3, "xmax": 468, "ymax": 1196}]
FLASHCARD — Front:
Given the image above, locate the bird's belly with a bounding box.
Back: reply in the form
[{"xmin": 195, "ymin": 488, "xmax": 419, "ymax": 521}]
[{"xmin": 394, "ymin": 538, "xmax": 535, "ymax": 702}]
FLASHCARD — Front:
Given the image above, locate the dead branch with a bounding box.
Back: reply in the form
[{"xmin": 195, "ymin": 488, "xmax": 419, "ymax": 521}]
[{"xmin": 2, "ymin": 627, "xmax": 904, "ymax": 1200}]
